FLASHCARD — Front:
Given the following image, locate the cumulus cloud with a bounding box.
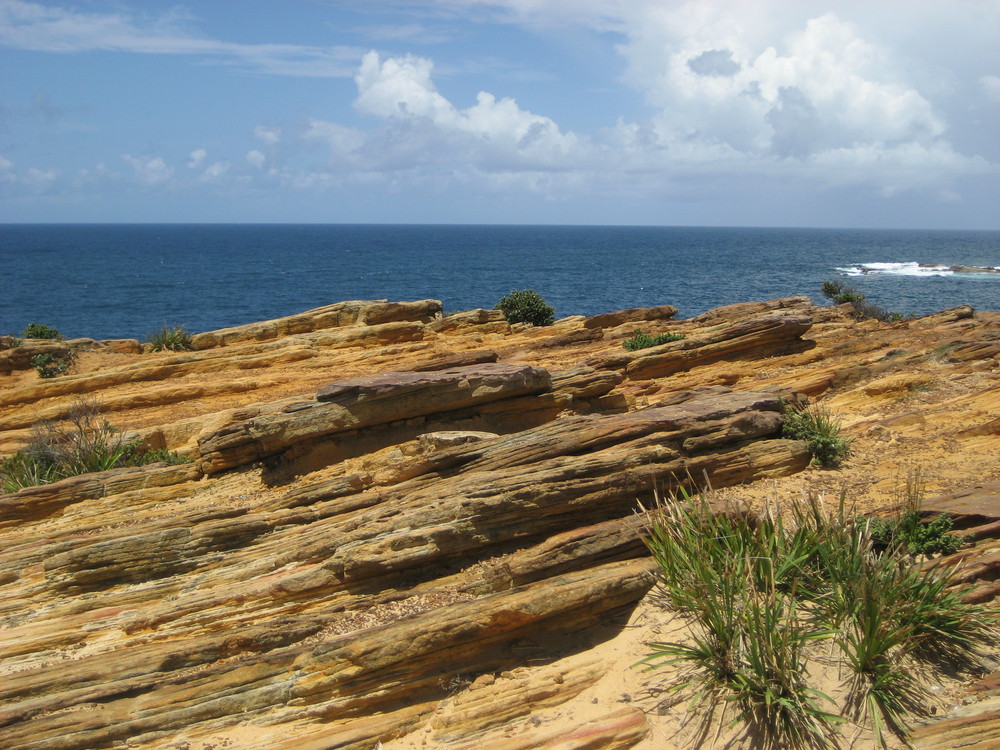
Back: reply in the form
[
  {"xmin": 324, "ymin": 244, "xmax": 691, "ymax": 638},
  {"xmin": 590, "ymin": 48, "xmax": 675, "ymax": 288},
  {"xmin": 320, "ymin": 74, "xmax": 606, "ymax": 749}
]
[
  {"xmin": 122, "ymin": 154, "xmax": 173, "ymax": 186},
  {"xmin": 188, "ymin": 149, "xmax": 207, "ymax": 168},
  {"xmin": 617, "ymin": 9, "xmax": 947, "ymax": 159},
  {"xmin": 199, "ymin": 160, "xmax": 230, "ymax": 182},
  {"xmin": 246, "ymin": 149, "xmax": 266, "ymax": 169},
  {"xmin": 254, "ymin": 126, "xmax": 282, "ymax": 146},
  {"xmin": 347, "ymin": 51, "xmax": 585, "ymax": 171},
  {"xmin": 281, "ymin": 39, "xmax": 984, "ymax": 201},
  {"xmin": 421, "ymin": 0, "xmax": 994, "ymax": 196}
]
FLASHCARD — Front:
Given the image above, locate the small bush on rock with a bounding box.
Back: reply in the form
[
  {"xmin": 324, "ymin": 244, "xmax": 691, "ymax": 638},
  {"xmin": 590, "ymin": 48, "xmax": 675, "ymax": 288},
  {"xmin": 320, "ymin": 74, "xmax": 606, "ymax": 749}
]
[
  {"xmin": 869, "ymin": 511, "xmax": 966, "ymax": 558},
  {"xmin": 782, "ymin": 404, "xmax": 851, "ymax": 468},
  {"xmin": 495, "ymin": 289, "xmax": 555, "ymax": 326},
  {"xmin": 32, "ymin": 351, "xmax": 75, "ymax": 378},
  {"xmin": 820, "ymin": 281, "xmax": 903, "ymax": 322},
  {"xmin": 22, "ymin": 322, "xmax": 63, "ymax": 340},
  {"xmin": 622, "ymin": 329, "xmax": 685, "ymax": 351},
  {"xmin": 147, "ymin": 324, "xmax": 194, "ymax": 352},
  {"xmin": 868, "ymin": 472, "xmax": 969, "ymax": 558},
  {"xmin": 821, "ymin": 280, "xmax": 865, "ymax": 305}
]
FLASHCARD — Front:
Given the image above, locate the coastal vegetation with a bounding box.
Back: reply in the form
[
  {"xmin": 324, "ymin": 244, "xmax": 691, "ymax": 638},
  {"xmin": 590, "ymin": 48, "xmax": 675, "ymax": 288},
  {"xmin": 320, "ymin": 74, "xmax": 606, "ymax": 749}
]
[
  {"xmin": 622, "ymin": 329, "xmax": 686, "ymax": 351},
  {"xmin": 820, "ymin": 281, "xmax": 903, "ymax": 323},
  {"xmin": 32, "ymin": 350, "xmax": 75, "ymax": 378},
  {"xmin": 869, "ymin": 473, "xmax": 969, "ymax": 558},
  {"xmin": 22, "ymin": 322, "xmax": 63, "ymax": 340},
  {"xmin": 0, "ymin": 398, "xmax": 190, "ymax": 493},
  {"xmin": 146, "ymin": 324, "xmax": 195, "ymax": 352},
  {"xmin": 781, "ymin": 404, "xmax": 852, "ymax": 468},
  {"xmin": 640, "ymin": 489, "xmax": 993, "ymax": 748},
  {"xmin": 495, "ymin": 289, "xmax": 555, "ymax": 326}
]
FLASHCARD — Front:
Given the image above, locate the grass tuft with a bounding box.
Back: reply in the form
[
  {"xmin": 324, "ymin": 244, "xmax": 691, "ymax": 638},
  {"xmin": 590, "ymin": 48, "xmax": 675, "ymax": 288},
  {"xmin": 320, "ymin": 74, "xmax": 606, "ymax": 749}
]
[
  {"xmin": 146, "ymin": 324, "xmax": 194, "ymax": 352},
  {"xmin": 0, "ymin": 397, "xmax": 191, "ymax": 493},
  {"xmin": 781, "ymin": 404, "xmax": 851, "ymax": 468},
  {"xmin": 639, "ymin": 487, "xmax": 994, "ymax": 748}
]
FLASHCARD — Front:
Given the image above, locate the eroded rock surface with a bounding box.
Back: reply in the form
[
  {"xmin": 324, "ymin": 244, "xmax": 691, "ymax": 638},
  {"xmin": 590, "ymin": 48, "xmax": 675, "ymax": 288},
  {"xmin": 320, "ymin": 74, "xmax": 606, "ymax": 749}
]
[{"xmin": 2, "ymin": 296, "xmax": 998, "ymax": 749}]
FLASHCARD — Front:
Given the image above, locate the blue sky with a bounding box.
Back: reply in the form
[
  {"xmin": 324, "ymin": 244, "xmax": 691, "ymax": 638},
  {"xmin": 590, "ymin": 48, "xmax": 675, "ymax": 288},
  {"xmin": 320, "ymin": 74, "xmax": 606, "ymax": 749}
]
[{"xmin": 1, "ymin": 0, "xmax": 998, "ymax": 228}]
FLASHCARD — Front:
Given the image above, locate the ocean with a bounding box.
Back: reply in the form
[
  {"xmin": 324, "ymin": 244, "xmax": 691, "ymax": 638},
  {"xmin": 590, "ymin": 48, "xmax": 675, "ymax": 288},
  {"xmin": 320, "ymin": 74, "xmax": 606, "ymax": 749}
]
[{"xmin": 2, "ymin": 224, "xmax": 998, "ymax": 342}]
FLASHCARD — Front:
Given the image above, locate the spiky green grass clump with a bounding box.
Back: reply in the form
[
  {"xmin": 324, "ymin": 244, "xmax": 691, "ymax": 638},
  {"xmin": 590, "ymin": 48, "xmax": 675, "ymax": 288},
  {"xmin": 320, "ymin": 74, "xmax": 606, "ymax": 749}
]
[
  {"xmin": 782, "ymin": 405, "xmax": 852, "ymax": 468},
  {"xmin": 0, "ymin": 398, "xmax": 191, "ymax": 493},
  {"xmin": 639, "ymin": 489, "xmax": 994, "ymax": 749},
  {"xmin": 146, "ymin": 324, "xmax": 194, "ymax": 352}
]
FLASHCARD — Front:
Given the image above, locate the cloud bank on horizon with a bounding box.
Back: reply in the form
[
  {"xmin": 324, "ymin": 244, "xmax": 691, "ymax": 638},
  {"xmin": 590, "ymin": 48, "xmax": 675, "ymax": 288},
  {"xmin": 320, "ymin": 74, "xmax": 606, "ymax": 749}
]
[{"xmin": 1, "ymin": 0, "xmax": 998, "ymax": 227}]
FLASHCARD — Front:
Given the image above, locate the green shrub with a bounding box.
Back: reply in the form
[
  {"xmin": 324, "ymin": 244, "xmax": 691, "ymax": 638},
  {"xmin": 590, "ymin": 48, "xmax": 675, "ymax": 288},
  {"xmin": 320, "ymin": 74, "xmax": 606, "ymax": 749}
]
[
  {"xmin": 622, "ymin": 330, "xmax": 685, "ymax": 351},
  {"xmin": 0, "ymin": 335, "xmax": 22, "ymax": 350},
  {"xmin": 147, "ymin": 324, "xmax": 194, "ymax": 352},
  {"xmin": 819, "ymin": 282, "xmax": 903, "ymax": 322},
  {"xmin": 495, "ymin": 289, "xmax": 555, "ymax": 326},
  {"xmin": 868, "ymin": 473, "xmax": 968, "ymax": 559},
  {"xmin": 0, "ymin": 398, "xmax": 189, "ymax": 493},
  {"xmin": 782, "ymin": 404, "xmax": 851, "ymax": 468},
  {"xmin": 869, "ymin": 511, "xmax": 965, "ymax": 558},
  {"xmin": 821, "ymin": 280, "xmax": 865, "ymax": 305},
  {"xmin": 22, "ymin": 322, "xmax": 63, "ymax": 340},
  {"xmin": 639, "ymin": 489, "xmax": 995, "ymax": 749},
  {"xmin": 32, "ymin": 351, "xmax": 75, "ymax": 378}
]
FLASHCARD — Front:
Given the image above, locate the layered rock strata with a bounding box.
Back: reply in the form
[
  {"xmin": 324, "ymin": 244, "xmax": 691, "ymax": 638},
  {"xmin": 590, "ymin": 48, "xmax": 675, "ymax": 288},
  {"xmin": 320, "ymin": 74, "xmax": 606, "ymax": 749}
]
[{"xmin": 1, "ymin": 295, "xmax": 998, "ymax": 749}]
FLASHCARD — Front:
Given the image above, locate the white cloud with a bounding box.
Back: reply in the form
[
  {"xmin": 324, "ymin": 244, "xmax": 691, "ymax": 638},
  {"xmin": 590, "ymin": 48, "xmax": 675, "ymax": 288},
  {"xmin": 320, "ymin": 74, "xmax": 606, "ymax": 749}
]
[
  {"xmin": 349, "ymin": 51, "xmax": 586, "ymax": 171},
  {"xmin": 0, "ymin": 0, "xmax": 362, "ymax": 77},
  {"xmin": 188, "ymin": 148, "xmax": 207, "ymax": 169},
  {"xmin": 982, "ymin": 75, "xmax": 1000, "ymax": 103},
  {"xmin": 246, "ymin": 149, "xmax": 266, "ymax": 169},
  {"xmin": 122, "ymin": 154, "xmax": 173, "ymax": 186},
  {"xmin": 275, "ymin": 43, "xmax": 983, "ymax": 200},
  {"xmin": 199, "ymin": 160, "xmax": 230, "ymax": 182},
  {"xmin": 616, "ymin": 8, "xmax": 946, "ymax": 159},
  {"xmin": 254, "ymin": 126, "xmax": 282, "ymax": 146},
  {"xmin": 413, "ymin": 0, "xmax": 995, "ymax": 197},
  {"xmin": 23, "ymin": 166, "xmax": 60, "ymax": 191}
]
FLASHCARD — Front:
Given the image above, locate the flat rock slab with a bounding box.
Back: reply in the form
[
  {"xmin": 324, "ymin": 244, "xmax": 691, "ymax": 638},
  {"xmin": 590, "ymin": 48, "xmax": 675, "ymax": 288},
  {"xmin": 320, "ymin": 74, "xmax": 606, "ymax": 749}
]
[
  {"xmin": 922, "ymin": 482, "xmax": 1000, "ymax": 523},
  {"xmin": 316, "ymin": 363, "xmax": 550, "ymax": 405},
  {"xmin": 198, "ymin": 364, "xmax": 551, "ymax": 473},
  {"xmin": 191, "ymin": 299, "xmax": 442, "ymax": 349},
  {"xmin": 583, "ymin": 304, "xmax": 678, "ymax": 330},
  {"xmin": 625, "ymin": 311, "xmax": 813, "ymax": 380}
]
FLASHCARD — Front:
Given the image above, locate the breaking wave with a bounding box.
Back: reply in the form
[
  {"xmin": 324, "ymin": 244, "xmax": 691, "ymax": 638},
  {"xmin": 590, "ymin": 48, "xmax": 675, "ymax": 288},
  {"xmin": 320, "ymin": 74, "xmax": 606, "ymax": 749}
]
[{"xmin": 836, "ymin": 262, "xmax": 1000, "ymax": 278}]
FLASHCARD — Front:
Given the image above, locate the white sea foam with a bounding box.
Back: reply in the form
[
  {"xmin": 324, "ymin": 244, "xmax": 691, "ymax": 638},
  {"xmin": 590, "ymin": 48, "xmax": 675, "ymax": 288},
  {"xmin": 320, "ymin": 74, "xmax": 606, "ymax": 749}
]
[{"xmin": 834, "ymin": 262, "xmax": 999, "ymax": 277}]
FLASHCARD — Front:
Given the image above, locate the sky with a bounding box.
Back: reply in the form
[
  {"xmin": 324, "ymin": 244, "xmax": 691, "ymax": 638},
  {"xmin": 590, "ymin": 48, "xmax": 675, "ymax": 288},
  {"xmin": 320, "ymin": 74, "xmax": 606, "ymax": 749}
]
[{"xmin": 1, "ymin": 0, "xmax": 998, "ymax": 228}]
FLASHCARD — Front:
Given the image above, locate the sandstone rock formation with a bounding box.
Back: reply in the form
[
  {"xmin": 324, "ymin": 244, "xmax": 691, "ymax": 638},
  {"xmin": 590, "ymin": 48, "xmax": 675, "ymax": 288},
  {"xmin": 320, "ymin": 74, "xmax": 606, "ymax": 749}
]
[{"xmin": 1, "ymin": 296, "xmax": 998, "ymax": 749}]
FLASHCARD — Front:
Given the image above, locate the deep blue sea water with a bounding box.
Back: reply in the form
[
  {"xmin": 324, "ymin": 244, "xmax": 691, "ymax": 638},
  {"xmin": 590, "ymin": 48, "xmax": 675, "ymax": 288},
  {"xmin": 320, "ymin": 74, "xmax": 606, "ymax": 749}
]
[{"xmin": 1, "ymin": 224, "xmax": 998, "ymax": 341}]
